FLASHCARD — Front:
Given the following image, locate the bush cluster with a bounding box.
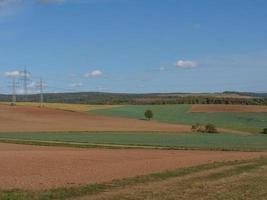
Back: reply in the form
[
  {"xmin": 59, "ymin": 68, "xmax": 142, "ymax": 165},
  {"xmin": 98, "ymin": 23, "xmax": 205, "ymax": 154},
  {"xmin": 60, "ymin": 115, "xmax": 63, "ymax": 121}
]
[
  {"xmin": 263, "ymin": 128, "xmax": 267, "ymax": 134},
  {"xmin": 192, "ymin": 123, "xmax": 218, "ymax": 133}
]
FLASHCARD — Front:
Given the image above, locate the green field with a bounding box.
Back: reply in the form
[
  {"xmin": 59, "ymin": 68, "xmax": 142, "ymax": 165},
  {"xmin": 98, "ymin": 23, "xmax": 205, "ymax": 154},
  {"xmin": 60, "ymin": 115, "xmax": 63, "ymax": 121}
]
[
  {"xmin": 90, "ymin": 105, "xmax": 267, "ymax": 133},
  {"xmin": 1, "ymin": 132, "xmax": 267, "ymax": 151}
]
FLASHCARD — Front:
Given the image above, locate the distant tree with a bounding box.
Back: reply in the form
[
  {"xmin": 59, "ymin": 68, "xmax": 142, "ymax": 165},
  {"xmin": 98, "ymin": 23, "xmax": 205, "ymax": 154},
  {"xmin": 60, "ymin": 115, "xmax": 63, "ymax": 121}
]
[{"xmin": 144, "ymin": 110, "xmax": 153, "ymax": 120}]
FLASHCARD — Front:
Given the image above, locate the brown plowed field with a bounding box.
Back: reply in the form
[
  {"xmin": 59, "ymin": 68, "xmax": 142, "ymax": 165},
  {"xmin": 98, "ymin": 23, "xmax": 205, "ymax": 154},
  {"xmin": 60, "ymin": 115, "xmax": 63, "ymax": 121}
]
[
  {"xmin": 190, "ymin": 104, "xmax": 267, "ymax": 113},
  {"xmin": 0, "ymin": 104, "xmax": 190, "ymax": 133},
  {"xmin": 0, "ymin": 143, "xmax": 266, "ymax": 190}
]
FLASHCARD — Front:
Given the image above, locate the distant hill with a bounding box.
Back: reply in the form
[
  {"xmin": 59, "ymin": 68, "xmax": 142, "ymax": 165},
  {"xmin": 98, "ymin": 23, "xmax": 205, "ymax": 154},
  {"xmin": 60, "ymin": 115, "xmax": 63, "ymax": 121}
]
[
  {"xmin": 223, "ymin": 91, "xmax": 267, "ymax": 98},
  {"xmin": 0, "ymin": 92, "xmax": 266, "ymax": 105}
]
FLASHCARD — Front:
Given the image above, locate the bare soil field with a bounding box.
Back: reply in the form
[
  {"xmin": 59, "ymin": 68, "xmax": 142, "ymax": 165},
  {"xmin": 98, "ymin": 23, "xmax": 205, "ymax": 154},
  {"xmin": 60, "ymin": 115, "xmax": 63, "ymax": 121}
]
[
  {"xmin": 0, "ymin": 104, "xmax": 190, "ymax": 133},
  {"xmin": 0, "ymin": 143, "xmax": 266, "ymax": 190},
  {"xmin": 190, "ymin": 104, "xmax": 267, "ymax": 113}
]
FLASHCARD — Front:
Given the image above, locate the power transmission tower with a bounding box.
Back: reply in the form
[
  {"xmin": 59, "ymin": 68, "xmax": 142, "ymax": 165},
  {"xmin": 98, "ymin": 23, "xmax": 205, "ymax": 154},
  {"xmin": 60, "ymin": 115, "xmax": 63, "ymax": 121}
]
[
  {"xmin": 11, "ymin": 77, "xmax": 17, "ymax": 106},
  {"xmin": 21, "ymin": 68, "xmax": 31, "ymax": 101},
  {"xmin": 39, "ymin": 78, "xmax": 44, "ymax": 107}
]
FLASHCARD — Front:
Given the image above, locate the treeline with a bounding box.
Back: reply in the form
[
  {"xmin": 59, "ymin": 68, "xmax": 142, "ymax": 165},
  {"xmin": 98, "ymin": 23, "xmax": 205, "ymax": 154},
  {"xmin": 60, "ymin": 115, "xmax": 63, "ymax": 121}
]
[
  {"xmin": 0, "ymin": 92, "xmax": 266, "ymax": 105},
  {"xmin": 223, "ymin": 91, "xmax": 267, "ymax": 98},
  {"xmin": 133, "ymin": 96, "xmax": 267, "ymax": 105}
]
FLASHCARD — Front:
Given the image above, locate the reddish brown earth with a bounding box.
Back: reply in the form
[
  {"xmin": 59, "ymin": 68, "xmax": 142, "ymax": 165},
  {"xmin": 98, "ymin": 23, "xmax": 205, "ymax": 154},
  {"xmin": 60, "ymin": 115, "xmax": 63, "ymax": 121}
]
[
  {"xmin": 190, "ymin": 104, "xmax": 267, "ymax": 113},
  {"xmin": 0, "ymin": 104, "xmax": 190, "ymax": 133},
  {"xmin": 0, "ymin": 143, "xmax": 266, "ymax": 190}
]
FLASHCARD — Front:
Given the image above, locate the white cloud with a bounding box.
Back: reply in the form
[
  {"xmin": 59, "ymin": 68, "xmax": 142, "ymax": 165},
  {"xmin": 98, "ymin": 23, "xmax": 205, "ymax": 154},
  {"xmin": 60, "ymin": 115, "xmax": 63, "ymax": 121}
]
[
  {"xmin": 20, "ymin": 70, "xmax": 31, "ymax": 77},
  {"xmin": 4, "ymin": 70, "xmax": 22, "ymax": 77},
  {"xmin": 29, "ymin": 81, "xmax": 48, "ymax": 89},
  {"xmin": 28, "ymin": 81, "xmax": 40, "ymax": 89},
  {"xmin": 175, "ymin": 60, "xmax": 199, "ymax": 68},
  {"xmin": 84, "ymin": 70, "xmax": 103, "ymax": 77},
  {"xmin": 4, "ymin": 70, "xmax": 31, "ymax": 78}
]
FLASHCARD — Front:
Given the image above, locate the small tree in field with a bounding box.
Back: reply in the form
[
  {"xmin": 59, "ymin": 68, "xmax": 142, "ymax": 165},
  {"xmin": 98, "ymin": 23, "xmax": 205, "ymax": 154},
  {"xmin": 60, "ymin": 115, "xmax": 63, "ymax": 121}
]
[{"xmin": 144, "ymin": 110, "xmax": 153, "ymax": 120}]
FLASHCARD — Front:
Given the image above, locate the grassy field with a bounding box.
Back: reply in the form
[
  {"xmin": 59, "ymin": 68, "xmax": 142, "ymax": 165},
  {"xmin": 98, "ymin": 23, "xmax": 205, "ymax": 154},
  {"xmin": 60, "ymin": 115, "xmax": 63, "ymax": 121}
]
[
  {"xmin": 0, "ymin": 102, "xmax": 122, "ymax": 112},
  {"xmin": 1, "ymin": 132, "xmax": 267, "ymax": 151},
  {"xmin": 90, "ymin": 105, "xmax": 267, "ymax": 133},
  {"xmin": 1, "ymin": 157, "xmax": 267, "ymax": 200}
]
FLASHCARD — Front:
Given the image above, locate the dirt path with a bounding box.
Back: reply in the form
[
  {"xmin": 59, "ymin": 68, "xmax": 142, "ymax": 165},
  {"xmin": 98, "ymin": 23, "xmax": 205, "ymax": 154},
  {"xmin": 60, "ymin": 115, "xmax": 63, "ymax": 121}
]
[
  {"xmin": 0, "ymin": 104, "xmax": 190, "ymax": 133},
  {"xmin": 0, "ymin": 143, "xmax": 266, "ymax": 190}
]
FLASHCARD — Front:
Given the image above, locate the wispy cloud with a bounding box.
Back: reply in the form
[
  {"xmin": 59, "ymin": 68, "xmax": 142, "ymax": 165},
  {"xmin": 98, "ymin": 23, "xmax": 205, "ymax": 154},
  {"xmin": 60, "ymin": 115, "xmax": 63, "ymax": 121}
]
[
  {"xmin": 0, "ymin": 0, "xmax": 21, "ymax": 17},
  {"xmin": 175, "ymin": 60, "xmax": 199, "ymax": 68},
  {"xmin": 96, "ymin": 85, "xmax": 105, "ymax": 91},
  {"xmin": 0, "ymin": 0, "xmax": 19, "ymax": 8},
  {"xmin": 69, "ymin": 82, "xmax": 83, "ymax": 87},
  {"xmin": 159, "ymin": 67, "xmax": 166, "ymax": 71},
  {"xmin": 38, "ymin": 0, "xmax": 65, "ymax": 5},
  {"xmin": 201, "ymin": 50, "xmax": 267, "ymax": 68},
  {"xmin": 0, "ymin": 0, "xmax": 65, "ymax": 17}
]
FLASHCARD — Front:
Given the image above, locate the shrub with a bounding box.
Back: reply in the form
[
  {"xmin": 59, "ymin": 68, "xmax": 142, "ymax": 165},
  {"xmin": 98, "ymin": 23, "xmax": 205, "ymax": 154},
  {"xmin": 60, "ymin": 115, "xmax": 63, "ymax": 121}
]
[
  {"xmin": 192, "ymin": 123, "xmax": 201, "ymax": 132},
  {"xmin": 191, "ymin": 123, "xmax": 205, "ymax": 133},
  {"xmin": 263, "ymin": 128, "xmax": 267, "ymax": 134},
  {"xmin": 144, "ymin": 110, "xmax": 153, "ymax": 120},
  {"xmin": 205, "ymin": 124, "xmax": 218, "ymax": 133},
  {"xmin": 192, "ymin": 123, "xmax": 218, "ymax": 133},
  {"xmin": 191, "ymin": 124, "xmax": 198, "ymax": 131}
]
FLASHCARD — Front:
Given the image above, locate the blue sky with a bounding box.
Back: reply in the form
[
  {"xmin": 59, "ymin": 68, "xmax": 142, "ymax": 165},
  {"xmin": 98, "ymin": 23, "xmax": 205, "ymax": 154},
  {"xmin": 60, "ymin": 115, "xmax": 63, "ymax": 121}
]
[{"xmin": 0, "ymin": 0, "xmax": 266, "ymax": 94}]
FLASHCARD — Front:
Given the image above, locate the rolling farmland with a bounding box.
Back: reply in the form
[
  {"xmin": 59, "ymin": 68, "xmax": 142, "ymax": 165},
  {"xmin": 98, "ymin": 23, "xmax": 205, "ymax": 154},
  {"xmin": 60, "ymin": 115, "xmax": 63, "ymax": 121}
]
[
  {"xmin": 91, "ymin": 104, "xmax": 267, "ymax": 133},
  {"xmin": 0, "ymin": 103, "xmax": 267, "ymax": 200},
  {"xmin": 1, "ymin": 1, "xmax": 267, "ymax": 199}
]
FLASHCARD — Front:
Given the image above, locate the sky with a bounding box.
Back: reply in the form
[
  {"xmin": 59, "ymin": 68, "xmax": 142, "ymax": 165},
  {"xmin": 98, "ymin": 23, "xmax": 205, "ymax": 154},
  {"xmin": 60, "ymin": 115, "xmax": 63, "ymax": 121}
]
[{"xmin": 0, "ymin": 0, "xmax": 266, "ymax": 94}]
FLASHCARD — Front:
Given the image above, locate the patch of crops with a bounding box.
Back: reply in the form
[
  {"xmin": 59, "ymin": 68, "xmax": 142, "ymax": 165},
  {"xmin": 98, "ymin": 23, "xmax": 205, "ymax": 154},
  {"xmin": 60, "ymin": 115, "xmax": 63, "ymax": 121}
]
[{"xmin": 1, "ymin": 132, "xmax": 267, "ymax": 151}]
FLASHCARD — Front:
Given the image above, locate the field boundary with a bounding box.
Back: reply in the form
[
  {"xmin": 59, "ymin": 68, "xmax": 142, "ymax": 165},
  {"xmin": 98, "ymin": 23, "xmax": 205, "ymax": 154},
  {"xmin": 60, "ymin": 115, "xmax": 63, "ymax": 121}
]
[
  {"xmin": 0, "ymin": 138, "xmax": 165, "ymax": 150},
  {"xmin": 0, "ymin": 137, "xmax": 266, "ymax": 152}
]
